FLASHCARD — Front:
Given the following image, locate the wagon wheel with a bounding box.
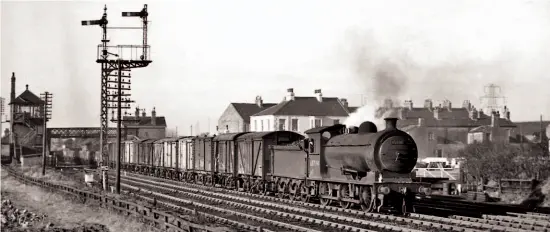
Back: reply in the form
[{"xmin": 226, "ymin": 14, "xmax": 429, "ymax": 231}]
[
  {"xmin": 254, "ymin": 180, "xmax": 267, "ymax": 195},
  {"xmin": 298, "ymin": 183, "xmax": 310, "ymax": 203},
  {"xmin": 360, "ymin": 186, "xmax": 374, "ymax": 212},
  {"xmin": 243, "ymin": 179, "xmax": 251, "ymax": 192},
  {"xmin": 319, "ymin": 183, "xmax": 332, "ymax": 206},
  {"xmin": 289, "ymin": 183, "xmax": 298, "ymax": 201},
  {"xmin": 339, "ymin": 184, "xmax": 353, "ymax": 209},
  {"xmin": 225, "ymin": 177, "xmax": 234, "ymax": 189},
  {"xmin": 277, "ymin": 182, "xmax": 288, "ymax": 199}
]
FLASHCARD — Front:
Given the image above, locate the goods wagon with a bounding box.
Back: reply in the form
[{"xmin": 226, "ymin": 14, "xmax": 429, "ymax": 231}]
[
  {"xmin": 235, "ymin": 131, "xmax": 304, "ymax": 191},
  {"xmin": 213, "ymin": 132, "xmax": 249, "ymax": 188}
]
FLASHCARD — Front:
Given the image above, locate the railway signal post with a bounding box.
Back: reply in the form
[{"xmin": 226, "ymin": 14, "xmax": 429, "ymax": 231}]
[
  {"xmin": 82, "ymin": 4, "xmax": 152, "ymax": 194},
  {"xmin": 40, "ymin": 92, "xmax": 53, "ymax": 175}
]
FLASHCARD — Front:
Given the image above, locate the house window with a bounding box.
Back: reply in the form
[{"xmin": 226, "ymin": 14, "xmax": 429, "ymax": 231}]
[
  {"xmin": 291, "ymin": 119, "xmax": 298, "ymax": 131},
  {"xmin": 428, "ymin": 132, "xmax": 435, "ymax": 141},
  {"xmin": 435, "ymin": 149, "xmax": 443, "ymax": 157},
  {"xmin": 261, "ymin": 120, "xmax": 264, "ymax": 131},
  {"xmin": 254, "ymin": 120, "xmax": 257, "ymax": 131},
  {"xmin": 278, "ymin": 119, "xmax": 286, "ymax": 130},
  {"xmin": 267, "ymin": 120, "xmax": 270, "ymax": 131},
  {"xmin": 333, "ymin": 119, "xmax": 340, "ymax": 125},
  {"xmin": 315, "ymin": 119, "xmax": 321, "ymax": 127}
]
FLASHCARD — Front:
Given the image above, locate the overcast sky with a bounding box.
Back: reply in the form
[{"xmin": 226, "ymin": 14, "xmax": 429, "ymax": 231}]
[{"xmin": 2, "ymin": 0, "xmax": 550, "ymax": 135}]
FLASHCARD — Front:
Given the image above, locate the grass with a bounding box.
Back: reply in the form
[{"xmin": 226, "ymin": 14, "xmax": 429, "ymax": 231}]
[{"xmin": 1, "ymin": 168, "xmax": 160, "ymax": 232}]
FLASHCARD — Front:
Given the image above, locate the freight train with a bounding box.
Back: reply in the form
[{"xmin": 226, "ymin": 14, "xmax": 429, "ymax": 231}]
[{"xmin": 107, "ymin": 117, "xmax": 432, "ymax": 214}]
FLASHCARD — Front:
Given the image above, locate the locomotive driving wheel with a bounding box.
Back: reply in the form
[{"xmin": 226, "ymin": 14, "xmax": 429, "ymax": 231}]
[
  {"xmin": 359, "ymin": 186, "xmax": 374, "ymax": 212},
  {"xmin": 277, "ymin": 181, "xmax": 287, "ymax": 199},
  {"xmin": 339, "ymin": 184, "xmax": 353, "ymax": 209},
  {"xmin": 319, "ymin": 183, "xmax": 332, "ymax": 206},
  {"xmin": 298, "ymin": 183, "xmax": 310, "ymax": 203}
]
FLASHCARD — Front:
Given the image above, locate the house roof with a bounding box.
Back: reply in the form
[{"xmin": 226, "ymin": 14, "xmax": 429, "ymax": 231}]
[
  {"xmin": 469, "ymin": 125, "xmax": 492, "ymax": 133},
  {"xmin": 347, "ymin": 106, "xmax": 359, "ymax": 114},
  {"xmin": 232, "ymin": 103, "xmax": 277, "ymax": 123},
  {"xmin": 512, "ymin": 121, "xmax": 550, "ymax": 137},
  {"xmin": 122, "ymin": 116, "xmax": 167, "ymax": 127},
  {"xmin": 253, "ymin": 97, "xmax": 350, "ymax": 117},
  {"xmin": 10, "ymin": 89, "xmax": 44, "ymax": 105}
]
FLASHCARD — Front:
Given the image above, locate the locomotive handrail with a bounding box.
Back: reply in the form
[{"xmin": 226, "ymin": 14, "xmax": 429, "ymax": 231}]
[{"xmin": 3, "ymin": 166, "xmax": 232, "ymax": 232}]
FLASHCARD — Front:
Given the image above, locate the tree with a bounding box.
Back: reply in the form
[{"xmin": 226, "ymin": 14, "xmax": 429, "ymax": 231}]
[{"xmin": 458, "ymin": 142, "xmax": 523, "ymax": 185}]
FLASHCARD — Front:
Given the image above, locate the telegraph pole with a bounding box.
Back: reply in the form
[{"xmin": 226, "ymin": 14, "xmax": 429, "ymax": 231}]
[
  {"xmin": 82, "ymin": 4, "xmax": 151, "ymax": 194},
  {"xmin": 40, "ymin": 92, "xmax": 53, "ymax": 175},
  {"xmin": 0, "ymin": 97, "xmax": 5, "ymax": 138}
]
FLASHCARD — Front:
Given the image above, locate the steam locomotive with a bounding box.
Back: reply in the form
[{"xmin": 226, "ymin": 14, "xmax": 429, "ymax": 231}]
[{"xmin": 107, "ymin": 117, "xmax": 431, "ymax": 214}]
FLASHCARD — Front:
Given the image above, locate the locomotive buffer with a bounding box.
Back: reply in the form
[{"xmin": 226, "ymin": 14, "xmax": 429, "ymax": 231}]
[{"xmin": 82, "ymin": 4, "xmax": 152, "ymax": 194}]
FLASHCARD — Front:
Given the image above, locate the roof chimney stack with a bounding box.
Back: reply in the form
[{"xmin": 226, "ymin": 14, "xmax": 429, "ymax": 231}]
[
  {"xmin": 503, "ymin": 106, "xmax": 510, "ymax": 120},
  {"xmin": 443, "ymin": 99, "xmax": 452, "ymax": 111},
  {"xmin": 424, "ymin": 99, "xmax": 433, "ymax": 110},
  {"xmin": 135, "ymin": 107, "xmax": 140, "ymax": 119},
  {"xmin": 142, "ymin": 108, "xmax": 146, "ymax": 117},
  {"xmin": 434, "ymin": 106, "xmax": 441, "ymax": 120},
  {"xmin": 404, "ymin": 100, "xmax": 413, "ymax": 110},
  {"xmin": 491, "ymin": 111, "xmax": 500, "ymax": 128},
  {"xmin": 151, "ymin": 107, "xmax": 157, "ymax": 126},
  {"xmin": 286, "ymin": 88, "xmax": 295, "ymax": 101},
  {"xmin": 255, "ymin": 95, "xmax": 263, "ymax": 107},
  {"xmin": 340, "ymin": 98, "xmax": 349, "ymax": 109},
  {"xmin": 25, "ymin": 84, "xmax": 28, "ymax": 91},
  {"xmin": 314, "ymin": 89, "xmax": 322, "ymax": 102},
  {"xmin": 463, "ymin": 100, "xmax": 472, "ymax": 111}
]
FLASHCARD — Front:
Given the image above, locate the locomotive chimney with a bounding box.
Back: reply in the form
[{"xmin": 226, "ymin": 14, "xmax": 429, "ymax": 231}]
[{"xmin": 384, "ymin": 117, "xmax": 398, "ymax": 130}]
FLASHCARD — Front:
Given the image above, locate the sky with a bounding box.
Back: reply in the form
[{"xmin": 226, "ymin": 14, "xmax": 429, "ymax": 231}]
[{"xmin": 2, "ymin": 0, "xmax": 550, "ymax": 135}]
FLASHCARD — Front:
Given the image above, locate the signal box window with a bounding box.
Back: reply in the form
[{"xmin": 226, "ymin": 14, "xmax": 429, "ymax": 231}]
[
  {"xmin": 267, "ymin": 120, "xmax": 270, "ymax": 131},
  {"xmin": 278, "ymin": 119, "xmax": 286, "ymax": 130},
  {"xmin": 291, "ymin": 119, "xmax": 298, "ymax": 131},
  {"xmin": 261, "ymin": 120, "xmax": 264, "ymax": 131},
  {"xmin": 254, "ymin": 120, "xmax": 258, "ymax": 131}
]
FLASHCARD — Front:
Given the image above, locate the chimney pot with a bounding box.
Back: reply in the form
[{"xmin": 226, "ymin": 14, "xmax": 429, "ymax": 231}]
[
  {"xmin": 26, "ymin": 84, "xmax": 28, "ymax": 90},
  {"xmin": 255, "ymin": 96, "xmax": 263, "ymax": 107},
  {"xmin": 340, "ymin": 98, "xmax": 349, "ymax": 109},
  {"xmin": 404, "ymin": 100, "xmax": 413, "ymax": 110},
  {"xmin": 424, "ymin": 99, "xmax": 433, "ymax": 110},
  {"xmin": 315, "ymin": 89, "xmax": 322, "ymax": 102},
  {"xmin": 286, "ymin": 88, "xmax": 295, "ymax": 101}
]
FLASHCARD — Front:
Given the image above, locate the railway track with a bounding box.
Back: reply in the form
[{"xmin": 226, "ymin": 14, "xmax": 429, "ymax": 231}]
[{"xmin": 112, "ymin": 171, "xmax": 550, "ymax": 232}]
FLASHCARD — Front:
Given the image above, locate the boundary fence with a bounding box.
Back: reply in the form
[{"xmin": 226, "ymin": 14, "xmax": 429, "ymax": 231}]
[{"xmin": 3, "ymin": 166, "xmax": 230, "ymax": 232}]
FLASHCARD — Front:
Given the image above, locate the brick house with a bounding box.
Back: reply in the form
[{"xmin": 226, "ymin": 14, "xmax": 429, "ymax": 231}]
[
  {"xmin": 392, "ymin": 99, "xmax": 516, "ymax": 159},
  {"xmin": 122, "ymin": 107, "xmax": 167, "ymax": 139},
  {"xmin": 217, "ymin": 96, "xmax": 277, "ymax": 133}
]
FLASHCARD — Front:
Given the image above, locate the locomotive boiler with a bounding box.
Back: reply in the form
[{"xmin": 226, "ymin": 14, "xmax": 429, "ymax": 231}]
[{"xmin": 322, "ymin": 118, "xmax": 418, "ymax": 180}]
